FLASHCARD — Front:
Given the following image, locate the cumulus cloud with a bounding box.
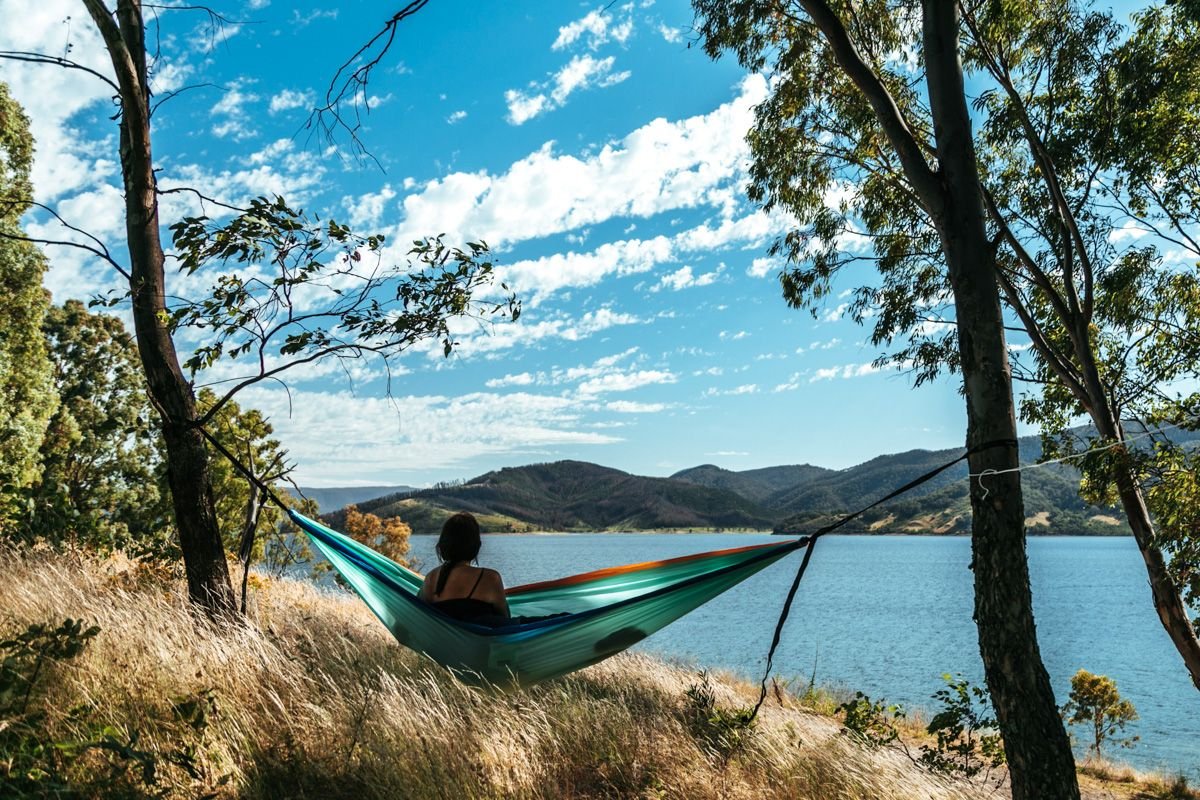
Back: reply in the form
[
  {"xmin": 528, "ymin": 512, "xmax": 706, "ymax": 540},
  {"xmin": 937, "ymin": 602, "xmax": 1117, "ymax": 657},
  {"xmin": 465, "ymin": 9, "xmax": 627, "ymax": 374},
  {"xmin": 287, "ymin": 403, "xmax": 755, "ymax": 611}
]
[
  {"xmin": 578, "ymin": 369, "xmax": 676, "ymax": 396},
  {"xmin": 653, "ymin": 263, "xmax": 724, "ymax": 292},
  {"xmin": 810, "ymin": 362, "xmax": 882, "ymax": 382},
  {"xmin": 446, "ymin": 109, "xmax": 468, "ymax": 124},
  {"xmin": 269, "ymin": 88, "xmax": 314, "ymax": 114},
  {"xmin": 342, "ymin": 185, "xmax": 398, "ymax": 229},
  {"xmin": 393, "ymin": 75, "xmax": 771, "ymax": 257},
  {"xmin": 505, "ymin": 54, "xmax": 631, "ymax": 124},
  {"xmin": 747, "ymin": 256, "xmax": 779, "ymax": 278},
  {"xmin": 552, "ymin": 9, "xmax": 634, "ymax": 50},
  {"xmin": 211, "ymin": 80, "xmax": 260, "ymax": 140}
]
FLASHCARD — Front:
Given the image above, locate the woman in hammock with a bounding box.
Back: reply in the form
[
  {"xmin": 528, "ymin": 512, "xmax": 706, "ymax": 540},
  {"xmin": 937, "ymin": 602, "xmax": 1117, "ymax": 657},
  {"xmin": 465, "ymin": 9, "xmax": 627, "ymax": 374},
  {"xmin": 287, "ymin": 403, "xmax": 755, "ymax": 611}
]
[{"xmin": 418, "ymin": 512, "xmax": 511, "ymax": 626}]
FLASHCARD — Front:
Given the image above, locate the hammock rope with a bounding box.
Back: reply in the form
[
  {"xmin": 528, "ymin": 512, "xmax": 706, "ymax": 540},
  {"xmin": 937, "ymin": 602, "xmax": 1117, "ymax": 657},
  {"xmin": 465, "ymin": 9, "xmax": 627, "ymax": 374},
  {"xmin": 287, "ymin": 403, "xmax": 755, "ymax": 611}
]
[
  {"xmin": 201, "ymin": 418, "xmax": 1020, "ymax": 691},
  {"xmin": 749, "ymin": 436, "xmax": 1017, "ymax": 719}
]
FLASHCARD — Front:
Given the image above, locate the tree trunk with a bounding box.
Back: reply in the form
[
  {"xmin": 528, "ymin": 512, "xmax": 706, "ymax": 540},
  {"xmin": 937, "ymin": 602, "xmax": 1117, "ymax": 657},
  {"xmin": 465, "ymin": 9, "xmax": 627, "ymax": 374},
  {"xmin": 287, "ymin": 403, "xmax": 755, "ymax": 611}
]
[
  {"xmin": 1088, "ymin": 409, "xmax": 1200, "ymax": 690},
  {"xmin": 84, "ymin": 0, "xmax": 237, "ymax": 618},
  {"xmin": 922, "ymin": 1, "xmax": 1079, "ymax": 796}
]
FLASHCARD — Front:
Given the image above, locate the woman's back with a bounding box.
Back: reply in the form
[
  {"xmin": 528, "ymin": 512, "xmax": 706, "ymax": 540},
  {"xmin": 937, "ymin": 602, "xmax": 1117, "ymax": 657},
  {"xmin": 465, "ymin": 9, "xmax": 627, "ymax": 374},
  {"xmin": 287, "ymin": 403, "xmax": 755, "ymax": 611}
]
[{"xmin": 421, "ymin": 562, "xmax": 509, "ymax": 624}]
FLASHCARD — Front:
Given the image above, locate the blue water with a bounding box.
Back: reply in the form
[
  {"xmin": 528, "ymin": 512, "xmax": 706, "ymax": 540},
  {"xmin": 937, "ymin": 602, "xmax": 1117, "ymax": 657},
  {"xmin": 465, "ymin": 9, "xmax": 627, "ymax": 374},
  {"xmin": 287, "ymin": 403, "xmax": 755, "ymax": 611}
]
[{"xmin": 403, "ymin": 533, "xmax": 1199, "ymax": 775}]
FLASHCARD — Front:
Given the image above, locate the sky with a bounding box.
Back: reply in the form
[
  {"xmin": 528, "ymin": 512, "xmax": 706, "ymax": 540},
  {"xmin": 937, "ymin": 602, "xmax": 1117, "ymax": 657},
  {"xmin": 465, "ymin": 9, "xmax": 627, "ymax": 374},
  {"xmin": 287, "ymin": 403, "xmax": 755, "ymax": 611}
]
[{"xmin": 0, "ymin": 0, "xmax": 1081, "ymax": 487}]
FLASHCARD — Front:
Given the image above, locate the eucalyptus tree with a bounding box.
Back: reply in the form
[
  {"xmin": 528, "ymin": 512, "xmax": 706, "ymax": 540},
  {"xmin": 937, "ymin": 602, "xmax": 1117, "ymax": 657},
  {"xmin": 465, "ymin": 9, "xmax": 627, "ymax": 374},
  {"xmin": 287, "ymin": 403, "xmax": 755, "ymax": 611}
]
[
  {"xmin": 25, "ymin": 300, "xmax": 169, "ymax": 551},
  {"xmin": 959, "ymin": 0, "xmax": 1200, "ymax": 689},
  {"xmin": 692, "ymin": 0, "xmax": 1080, "ymax": 796},
  {"xmin": 0, "ymin": 1, "xmax": 516, "ymax": 618},
  {"xmin": 0, "ymin": 83, "xmax": 55, "ymax": 531}
]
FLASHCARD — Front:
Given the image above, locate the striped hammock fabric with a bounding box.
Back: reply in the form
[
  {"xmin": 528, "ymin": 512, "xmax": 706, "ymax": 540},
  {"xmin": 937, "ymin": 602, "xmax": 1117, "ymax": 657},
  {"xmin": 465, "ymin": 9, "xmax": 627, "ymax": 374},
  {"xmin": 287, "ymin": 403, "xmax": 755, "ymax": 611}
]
[{"xmin": 291, "ymin": 511, "xmax": 805, "ymax": 687}]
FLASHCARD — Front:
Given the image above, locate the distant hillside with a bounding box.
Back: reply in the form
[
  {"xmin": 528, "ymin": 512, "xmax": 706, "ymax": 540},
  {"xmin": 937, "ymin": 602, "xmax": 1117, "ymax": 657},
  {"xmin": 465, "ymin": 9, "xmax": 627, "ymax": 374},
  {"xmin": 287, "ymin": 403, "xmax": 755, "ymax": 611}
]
[
  {"xmin": 294, "ymin": 485, "xmax": 415, "ymax": 514},
  {"xmin": 355, "ymin": 460, "xmax": 778, "ymax": 534},
  {"xmin": 670, "ymin": 463, "xmax": 833, "ymax": 504},
  {"xmin": 334, "ymin": 426, "xmax": 1200, "ymax": 536}
]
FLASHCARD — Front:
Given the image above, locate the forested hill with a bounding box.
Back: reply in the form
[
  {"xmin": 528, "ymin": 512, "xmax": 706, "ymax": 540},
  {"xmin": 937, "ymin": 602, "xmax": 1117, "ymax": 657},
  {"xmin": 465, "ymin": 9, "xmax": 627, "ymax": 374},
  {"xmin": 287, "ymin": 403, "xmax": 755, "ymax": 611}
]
[
  {"xmin": 334, "ymin": 428, "xmax": 1200, "ymax": 535},
  {"xmin": 294, "ymin": 485, "xmax": 416, "ymax": 513},
  {"xmin": 350, "ymin": 460, "xmax": 778, "ymax": 533}
]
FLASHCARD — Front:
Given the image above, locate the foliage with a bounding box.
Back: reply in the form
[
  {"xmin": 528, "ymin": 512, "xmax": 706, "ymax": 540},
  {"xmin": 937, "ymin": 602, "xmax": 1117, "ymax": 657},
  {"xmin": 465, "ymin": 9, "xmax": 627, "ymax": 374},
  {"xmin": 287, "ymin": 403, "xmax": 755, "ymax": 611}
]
[
  {"xmin": 683, "ymin": 672, "xmax": 757, "ymax": 766},
  {"xmin": 918, "ymin": 675, "xmax": 1005, "ymax": 780},
  {"xmin": 197, "ymin": 388, "xmax": 296, "ymax": 556},
  {"xmin": 0, "ymin": 618, "xmax": 160, "ymax": 797},
  {"xmin": 0, "ymin": 82, "xmax": 56, "ymax": 531},
  {"xmin": 1144, "ymin": 444, "xmax": 1200, "ymax": 624},
  {"xmin": 166, "ymin": 197, "xmax": 519, "ymax": 426},
  {"xmin": 17, "ymin": 301, "xmax": 171, "ymax": 554},
  {"xmin": 1061, "ymin": 669, "xmax": 1139, "ymax": 757},
  {"xmin": 341, "ymin": 504, "xmax": 411, "ymax": 567},
  {"xmin": 836, "ymin": 691, "xmax": 904, "ymax": 748}
]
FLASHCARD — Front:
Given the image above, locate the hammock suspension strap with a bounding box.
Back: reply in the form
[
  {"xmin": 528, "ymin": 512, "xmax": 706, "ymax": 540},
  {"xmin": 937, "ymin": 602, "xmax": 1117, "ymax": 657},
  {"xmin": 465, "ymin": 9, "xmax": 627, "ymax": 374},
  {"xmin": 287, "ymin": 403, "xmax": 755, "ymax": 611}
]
[{"xmin": 749, "ymin": 436, "xmax": 1019, "ymax": 719}]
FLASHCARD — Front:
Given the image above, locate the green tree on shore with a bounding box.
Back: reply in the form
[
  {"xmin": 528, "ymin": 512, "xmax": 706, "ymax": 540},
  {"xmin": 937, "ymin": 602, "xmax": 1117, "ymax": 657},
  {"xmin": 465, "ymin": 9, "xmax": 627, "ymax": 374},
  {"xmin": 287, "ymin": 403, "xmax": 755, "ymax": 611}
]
[
  {"xmin": 0, "ymin": 83, "xmax": 55, "ymax": 532},
  {"xmin": 24, "ymin": 300, "xmax": 169, "ymax": 551},
  {"xmin": 692, "ymin": 0, "xmax": 1080, "ymax": 795}
]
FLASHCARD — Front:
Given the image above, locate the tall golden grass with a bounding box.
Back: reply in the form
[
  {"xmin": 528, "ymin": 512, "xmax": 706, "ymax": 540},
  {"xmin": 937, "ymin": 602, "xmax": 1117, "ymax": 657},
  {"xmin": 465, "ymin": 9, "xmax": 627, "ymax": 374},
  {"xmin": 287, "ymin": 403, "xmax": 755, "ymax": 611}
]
[{"xmin": 0, "ymin": 544, "xmax": 1167, "ymax": 800}]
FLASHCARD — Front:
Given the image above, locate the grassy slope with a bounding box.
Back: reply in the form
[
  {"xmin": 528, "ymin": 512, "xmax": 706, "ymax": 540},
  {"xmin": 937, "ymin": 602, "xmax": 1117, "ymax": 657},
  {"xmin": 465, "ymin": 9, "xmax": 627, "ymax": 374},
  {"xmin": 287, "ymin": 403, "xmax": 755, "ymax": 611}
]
[
  {"xmin": 2, "ymin": 548, "xmax": 1188, "ymax": 800},
  {"xmin": 0, "ymin": 547, "xmax": 988, "ymax": 800}
]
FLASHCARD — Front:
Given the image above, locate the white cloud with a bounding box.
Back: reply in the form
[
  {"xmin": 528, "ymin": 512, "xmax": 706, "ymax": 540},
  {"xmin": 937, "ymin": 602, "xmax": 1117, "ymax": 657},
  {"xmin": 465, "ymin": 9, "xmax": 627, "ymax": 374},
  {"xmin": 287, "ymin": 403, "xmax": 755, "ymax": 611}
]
[
  {"xmin": 211, "ymin": 80, "xmax": 259, "ymax": 140},
  {"xmin": 654, "ymin": 263, "xmax": 724, "ymax": 291},
  {"xmin": 607, "ymin": 400, "xmax": 668, "ymax": 413},
  {"xmin": 505, "ymin": 54, "xmax": 630, "ymax": 124},
  {"xmin": 393, "ymin": 76, "xmax": 771, "ymax": 261},
  {"xmin": 747, "ymin": 256, "xmax": 778, "ymax": 278},
  {"xmin": 719, "ymin": 330, "xmax": 749, "ymax": 341},
  {"xmin": 553, "ymin": 9, "xmax": 634, "ymax": 50},
  {"xmin": 578, "ymin": 369, "xmax": 676, "ymax": 396},
  {"xmin": 706, "ymin": 450, "xmax": 750, "ymax": 456},
  {"xmin": 447, "ymin": 109, "xmax": 468, "ymax": 124},
  {"xmin": 244, "ymin": 387, "xmax": 620, "ymax": 483},
  {"xmin": 342, "ymin": 185, "xmax": 397, "ymax": 229},
  {"xmin": 658, "ymin": 23, "xmax": 683, "ymax": 43},
  {"xmin": 809, "ymin": 362, "xmax": 882, "ymax": 382},
  {"xmin": 703, "ymin": 383, "xmax": 758, "ymax": 397},
  {"xmin": 485, "ymin": 372, "xmax": 536, "ymax": 388},
  {"xmin": 269, "ymin": 88, "xmax": 314, "ymax": 114},
  {"xmin": 821, "ymin": 303, "xmax": 850, "ymax": 322}
]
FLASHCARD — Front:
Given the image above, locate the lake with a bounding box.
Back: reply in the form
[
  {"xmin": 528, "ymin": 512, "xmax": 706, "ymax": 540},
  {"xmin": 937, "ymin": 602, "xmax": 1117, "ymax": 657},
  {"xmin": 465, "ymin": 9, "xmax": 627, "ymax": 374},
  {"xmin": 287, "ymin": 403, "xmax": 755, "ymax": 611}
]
[{"xmin": 402, "ymin": 532, "xmax": 1199, "ymax": 776}]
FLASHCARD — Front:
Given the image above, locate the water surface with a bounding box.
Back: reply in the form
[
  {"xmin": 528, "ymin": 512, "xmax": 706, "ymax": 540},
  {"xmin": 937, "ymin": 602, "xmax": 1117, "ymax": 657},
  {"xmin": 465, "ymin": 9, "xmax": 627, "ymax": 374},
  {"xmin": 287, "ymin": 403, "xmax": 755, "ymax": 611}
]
[{"xmin": 401, "ymin": 533, "xmax": 1199, "ymax": 775}]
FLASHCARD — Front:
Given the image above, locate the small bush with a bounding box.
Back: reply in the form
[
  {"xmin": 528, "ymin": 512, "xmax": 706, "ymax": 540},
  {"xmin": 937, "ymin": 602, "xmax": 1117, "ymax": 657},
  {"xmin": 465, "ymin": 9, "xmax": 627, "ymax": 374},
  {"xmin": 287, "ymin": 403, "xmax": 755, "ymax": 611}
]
[
  {"xmin": 836, "ymin": 692, "xmax": 904, "ymax": 748},
  {"xmin": 918, "ymin": 674, "xmax": 1005, "ymax": 780},
  {"xmin": 1062, "ymin": 669, "xmax": 1138, "ymax": 757},
  {"xmin": 684, "ymin": 671, "xmax": 757, "ymax": 766}
]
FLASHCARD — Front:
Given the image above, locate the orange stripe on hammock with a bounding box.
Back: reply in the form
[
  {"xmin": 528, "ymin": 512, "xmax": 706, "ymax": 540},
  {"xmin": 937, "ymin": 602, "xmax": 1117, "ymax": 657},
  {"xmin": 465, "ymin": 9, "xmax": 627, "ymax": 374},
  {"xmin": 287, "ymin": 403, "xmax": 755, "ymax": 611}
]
[{"xmin": 504, "ymin": 539, "xmax": 799, "ymax": 596}]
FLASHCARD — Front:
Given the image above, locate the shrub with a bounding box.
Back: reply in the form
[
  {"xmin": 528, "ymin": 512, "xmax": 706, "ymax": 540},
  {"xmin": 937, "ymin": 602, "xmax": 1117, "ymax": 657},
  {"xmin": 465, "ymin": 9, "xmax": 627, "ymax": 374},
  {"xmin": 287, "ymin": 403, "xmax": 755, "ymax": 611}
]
[
  {"xmin": 1061, "ymin": 669, "xmax": 1139, "ymax": 757},
  {"xmin": 683, "ymin": 671, "xmax": 757, "ymax": 766},
  {"xmin": 836, "ymin": 691, "xmax": 904, "ymax": 748},
  {"xmin": 918, "ymin": 674, "xmax": 1005, "ymax": 780}
]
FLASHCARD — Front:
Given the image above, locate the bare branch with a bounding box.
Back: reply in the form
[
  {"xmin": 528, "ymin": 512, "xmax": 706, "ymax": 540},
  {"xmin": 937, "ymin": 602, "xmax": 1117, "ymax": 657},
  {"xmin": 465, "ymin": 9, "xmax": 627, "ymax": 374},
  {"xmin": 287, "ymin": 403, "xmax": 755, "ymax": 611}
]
[
  {"xmin": 0, "ymin": 199, "xmax": 130, "ymax": 279},
  {"xmin": 0, "ymin": 50, "xmax": 120, "ymax": 93},
  {"xmin": 304, "ymin": 0, "xmax": 431, "ymax": 163}
]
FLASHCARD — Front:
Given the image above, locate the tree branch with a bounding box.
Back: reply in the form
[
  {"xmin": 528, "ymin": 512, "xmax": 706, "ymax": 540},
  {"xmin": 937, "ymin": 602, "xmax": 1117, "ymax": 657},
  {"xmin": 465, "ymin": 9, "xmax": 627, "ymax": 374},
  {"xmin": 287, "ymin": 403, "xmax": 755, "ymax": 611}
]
[{"xmin": 797, "ymin": 0, "xmax": 944, "ymax": 214}]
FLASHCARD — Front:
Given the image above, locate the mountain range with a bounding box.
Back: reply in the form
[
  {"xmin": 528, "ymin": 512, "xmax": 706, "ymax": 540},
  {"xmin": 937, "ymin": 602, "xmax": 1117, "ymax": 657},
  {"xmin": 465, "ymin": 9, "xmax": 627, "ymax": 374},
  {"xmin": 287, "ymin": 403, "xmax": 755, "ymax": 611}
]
[{"xmin": 311, "ymin": 428, "xmax": 1200, "ymax": 535}]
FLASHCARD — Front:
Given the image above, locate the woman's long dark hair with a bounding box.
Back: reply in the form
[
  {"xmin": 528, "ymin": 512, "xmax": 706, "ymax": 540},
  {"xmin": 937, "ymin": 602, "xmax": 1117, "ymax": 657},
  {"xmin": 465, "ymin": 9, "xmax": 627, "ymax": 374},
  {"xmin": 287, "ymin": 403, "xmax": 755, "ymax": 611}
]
[{"xmin": 434, "ymin": 512, "xmax": 482, "ymax": 595}]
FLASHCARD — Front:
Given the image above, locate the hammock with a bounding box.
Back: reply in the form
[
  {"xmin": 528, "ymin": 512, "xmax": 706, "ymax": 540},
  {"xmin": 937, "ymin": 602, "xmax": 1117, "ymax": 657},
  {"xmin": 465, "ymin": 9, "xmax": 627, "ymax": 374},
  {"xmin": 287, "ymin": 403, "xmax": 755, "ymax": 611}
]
[{"xmin": 290, "ymin": 511, "xmax": 805, "ymax": 687}]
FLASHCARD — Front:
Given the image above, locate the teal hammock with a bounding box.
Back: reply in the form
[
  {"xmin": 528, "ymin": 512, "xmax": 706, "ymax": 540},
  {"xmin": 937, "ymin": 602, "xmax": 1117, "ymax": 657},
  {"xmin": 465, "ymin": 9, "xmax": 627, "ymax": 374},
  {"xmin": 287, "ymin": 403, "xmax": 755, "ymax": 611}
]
[{"xmin": 291, "ymin": 511, "xmax": 805, "ymax": 687}]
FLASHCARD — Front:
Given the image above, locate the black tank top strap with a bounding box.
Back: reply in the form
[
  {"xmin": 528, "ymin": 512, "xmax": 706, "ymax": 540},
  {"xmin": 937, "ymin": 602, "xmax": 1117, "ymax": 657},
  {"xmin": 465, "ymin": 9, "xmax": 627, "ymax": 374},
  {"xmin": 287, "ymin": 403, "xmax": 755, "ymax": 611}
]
[{"xmin": 466, "ymin": 569, "xmax": 485, "ymax": 599}]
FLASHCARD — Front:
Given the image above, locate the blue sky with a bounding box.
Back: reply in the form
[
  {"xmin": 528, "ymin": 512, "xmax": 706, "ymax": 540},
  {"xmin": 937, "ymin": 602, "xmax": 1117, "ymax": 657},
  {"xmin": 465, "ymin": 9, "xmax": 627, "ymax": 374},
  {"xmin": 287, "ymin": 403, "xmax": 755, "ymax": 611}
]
[{"xmin": 2, "ymin": 0, "xmax": 1075, "ymax": 487}]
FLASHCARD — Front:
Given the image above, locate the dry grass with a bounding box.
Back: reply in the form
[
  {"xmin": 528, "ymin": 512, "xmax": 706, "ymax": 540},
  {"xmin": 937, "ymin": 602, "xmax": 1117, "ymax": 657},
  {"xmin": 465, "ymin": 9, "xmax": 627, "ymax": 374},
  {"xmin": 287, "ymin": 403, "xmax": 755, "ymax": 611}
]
[{"xmin": 0, "ymin": 545, "xmax": 1184, "ymax": 800}]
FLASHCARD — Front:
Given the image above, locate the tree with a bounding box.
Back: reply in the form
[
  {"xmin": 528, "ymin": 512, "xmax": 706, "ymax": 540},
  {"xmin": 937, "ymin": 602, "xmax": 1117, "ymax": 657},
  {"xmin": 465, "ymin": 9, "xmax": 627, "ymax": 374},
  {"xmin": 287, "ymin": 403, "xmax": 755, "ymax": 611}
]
[
  {"xmin": 1061, "ymin": 670, "xmax": 1138, "ymax": 758},
  {"xmin": 341, "ymin": 504, "xmax": 412, "ymax": 567},
  {"xmin": 1, "ymin": 1, "xmax": 515, "ymax": 618},
  {"xmin": 0, "ymin": 83, "xmax": 56, "ymax": 532},
  {"xmin": 23, "ymin": 300, "xmax": 170, "ymax": 552},
  {"xmin": 956, "ymin": 0, "xmax": 1200, "ymax": 692},
  {"xmin": 692, "ymin": 1, "xmax": 1080, "ymax": 796}
]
